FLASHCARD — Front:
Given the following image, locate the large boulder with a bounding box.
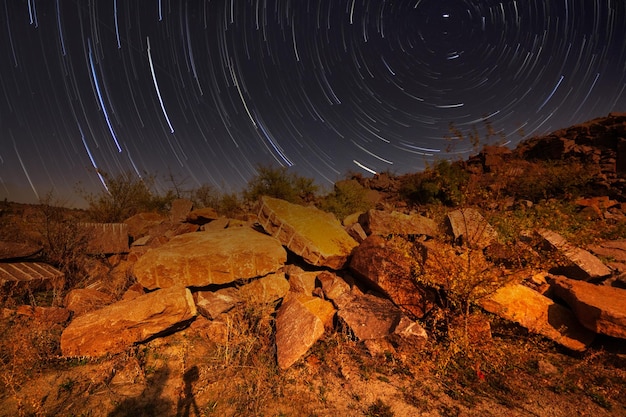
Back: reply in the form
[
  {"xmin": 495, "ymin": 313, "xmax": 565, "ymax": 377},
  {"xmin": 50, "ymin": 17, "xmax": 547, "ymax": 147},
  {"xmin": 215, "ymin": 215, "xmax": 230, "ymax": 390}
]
[
  {"xmin": 536, "ymin": 229, "xmax": 612, "ymax": 280},
  {"xmin": 238, "ymin": 272, "xmax": 290, "ymax": 304},
  {"xmin": 358, "ymin": 210, "xmax": 438, "ymax": 237},
  {"xmin": 133, "ymin": 228, "xmax": 286, "ymax": 289},
  {"xmin": 550, "ymin": 276, "xmax": 626, "ymax": 339},
  {"xmin": 335, "ymin": 293, "xmax": 403, "ymax": 340},
  {"xmin": 257, "ymin": 197, "xmax": 358, "ymax": 269},
  {"xmin": 478, "ymin": 284, "xmax": 595, "ymax": 351},
  {"xmin": 349, "ymin": 235, "xmax": 436, "ymax": 318},
  {"xmin": 60, "ymin": 286, "xmax": 197, "ymax": 357},
  {"xmin": 275, "ymin": 294, "xmax": 335, "ymax": 369}
]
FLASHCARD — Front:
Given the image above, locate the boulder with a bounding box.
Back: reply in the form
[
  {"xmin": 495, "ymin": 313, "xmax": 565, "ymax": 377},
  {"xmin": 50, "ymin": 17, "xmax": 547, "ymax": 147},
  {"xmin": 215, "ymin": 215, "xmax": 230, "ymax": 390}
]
[
  {"xmin": 349, "ymin": 235, "xmax": 436, "ymax": 318},
  {"xmin": 550, "ymin": 276, "xmax": 626, "ymax": 339},
  {"xmin": 358, "ymin": 210, "xmax": 438, "ymax": 237},
  {"xmin": 238, "ymin": 272, "xmax": 290, "ymax": 304},
  {"xmin": 257, "ymin": 196, "xmax": 358, "ymax": 269},
  {"xmin": 64, "ymin": 288, "xmax": 116, "ymax": 316},
  {"xmin": 284, "ymin": 265, "xmax": 318, "ymax": 295},
  {"xmin": 275, "ymin": 294, "xmax": 335, "ymax": 369},
  {"xmin": 133, "ymin": 227, "xmax": 286, "ymax": 289},
  {"xmin": 170, "ymin": 199, "xmax": 193, "ymax": 223},
  {"xmin": 478, "ymin": 284, "xmax": 595, "ymax": 351},
  {"xmin": 124, "ymin": 212, "xmax": 167, "ymax": 240},
  {"xmin": 196, "ymin": 288, "xmax": 241, "ymax": 319},
  {"xmin": 335, "ymin": 293, "xmax": 402, "ymax": 340},
  {"xmin": 446, "ymin": 208, "xmax": 498, "ymax": 249},
  {"xmin": 537, "ymin": 229, "xmax": 612, "ymax": 280},
  {"xmin": 60, "ymin": 286, "xmax": 197, "ymax": 357},
  {"xmin": 317, "ymin": 271, "xmax": 351, "ymax": 301}
]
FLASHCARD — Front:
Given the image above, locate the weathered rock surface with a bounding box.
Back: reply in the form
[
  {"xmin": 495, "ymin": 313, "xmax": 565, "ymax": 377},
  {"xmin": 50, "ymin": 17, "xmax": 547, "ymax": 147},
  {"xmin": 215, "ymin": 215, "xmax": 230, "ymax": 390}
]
[
  {"xmin": 335, "ymin": 293, "xmax": 403, "ymax": 340},
  {"xmin": 238, "ymin": 272, "xmax": 290, "ymax": 304},
  {"xmin": 446, "ymin": 208, "xmax": 498, "ymax": 249},
  {"xmin": 0, "ymin": 241, "xmax": 42, "ymax": 260},
  {"xmin": 358, "ymin": 210, "xmax": 438, "ymax": 237},
  {"xmin": 478, "ymin": 284, "xmax": 595, "ymax": 351},
  {"xmin": 60, "ymin": 286, "xmax": 197, "ymax": 357},
  {"xmin": 350, "ymin": 235, "xmax": 435, "ymax": 318},
  {"xmin": 170, "ymin": 199, "xmax": 193, "ymax": 223},
  {"xmin": 537, "ymin": 229, "xmax": 612, "ymax": 280},
  {"xmin": 550, "ymin": 276, "xmax": 626, "ymax": 339},
  {"xmin": 257, "ymin": 196, "xmax": 358, "ymax": 269},
  {"xmin": 276, "ymin": 294, "xmax": 335, "ymax": 369},
  {"xmin": 317, "ymin": 271, "xmax": 351, "ymax": 301},
  {"xmin": 133, "ymin": 228, "xmax": 286, "ymax": 289},
  {"xmin": 124, "ymin": 212, "xmax": 167, "ymax": 240},
  {"xmin": 64, "ymin": 288, "xmax": 115, "ymax": 316},
  {"xmin": 284, "ymin": 265, "xmax": 318, "ymax": 295},
  {"xmin": 196, "ymin": 288, "xmax": 241, "ymax": 319},
  {"xmin": 80, "ymin": 223, "xmax": 129, "ymax": 254}
]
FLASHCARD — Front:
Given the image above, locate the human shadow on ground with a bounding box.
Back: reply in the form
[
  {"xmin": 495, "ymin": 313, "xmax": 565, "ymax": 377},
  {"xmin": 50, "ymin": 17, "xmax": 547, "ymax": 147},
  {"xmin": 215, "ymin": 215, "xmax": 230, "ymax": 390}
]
[
  {"xmin": 176, "ymin": 365, "xmax": 200, "ymax": 417},
  {"xmin": 107, "ymin": 366, "xmax": 173, "ymax": 417}
]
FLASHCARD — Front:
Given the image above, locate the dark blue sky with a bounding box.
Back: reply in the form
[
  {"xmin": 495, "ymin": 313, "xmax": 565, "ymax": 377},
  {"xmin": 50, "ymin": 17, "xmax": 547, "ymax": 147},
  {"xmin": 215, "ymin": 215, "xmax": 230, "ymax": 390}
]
[{"xmin": 1, "ymin": 0, "xmax": 625, "ymax": 205}]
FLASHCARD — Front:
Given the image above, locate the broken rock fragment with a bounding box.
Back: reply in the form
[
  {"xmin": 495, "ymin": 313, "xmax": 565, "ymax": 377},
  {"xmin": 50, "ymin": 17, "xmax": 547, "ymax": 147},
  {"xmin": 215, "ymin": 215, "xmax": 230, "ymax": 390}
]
[
  {"xmin": 257, "ymin": 196, "xmax": 358, "ymax": 269},
  {"xmin": 60, "ymin": 286, "xmax": 197, "ymax": 357},
  {"xmin": 133, "ymin": 227, "xmax": 286, "ymax": 289}
]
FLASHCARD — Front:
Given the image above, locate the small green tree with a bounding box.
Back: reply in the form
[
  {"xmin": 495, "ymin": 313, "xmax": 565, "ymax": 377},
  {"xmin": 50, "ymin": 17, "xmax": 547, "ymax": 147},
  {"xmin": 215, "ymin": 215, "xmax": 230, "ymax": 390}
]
[
  {"xmin": 243, "ymin": 164, "xmax": 318, "ymax": 204},
  {"xmin": 318, "ymin": 180, "xmax": 373, "ymax": 220},
  {"xmin": 79, "ymin": 171, "xmax": 174, "ymax": 222}
]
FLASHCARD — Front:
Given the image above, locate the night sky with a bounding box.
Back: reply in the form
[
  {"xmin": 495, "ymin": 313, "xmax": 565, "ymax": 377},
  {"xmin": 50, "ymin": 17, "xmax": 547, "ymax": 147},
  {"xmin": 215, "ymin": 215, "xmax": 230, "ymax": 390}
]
[{"xmin": 1, "ymin": 0, "xmax": 625, "ymax": 205}]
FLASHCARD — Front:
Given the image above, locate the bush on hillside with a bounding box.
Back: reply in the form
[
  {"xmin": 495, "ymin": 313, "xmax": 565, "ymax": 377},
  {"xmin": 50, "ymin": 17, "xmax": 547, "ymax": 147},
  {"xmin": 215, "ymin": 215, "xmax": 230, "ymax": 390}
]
[
  {"xmin": 318, "ymin": 180, "xmax": 373, "ymax": 220},
  {"xmin": 400, "ymin": 160, "xmax": 469, "ymax": 207},
  {"xmin": 505, "ymin": 160, "xmax": 597, "ymax": 202},
  {"xmin": 79, "ymin": 171, "xmax": 175, "ymax": 222},
  {"xmin": 243, "ymin": 164, "xmax": 318, "ymax": 204}
]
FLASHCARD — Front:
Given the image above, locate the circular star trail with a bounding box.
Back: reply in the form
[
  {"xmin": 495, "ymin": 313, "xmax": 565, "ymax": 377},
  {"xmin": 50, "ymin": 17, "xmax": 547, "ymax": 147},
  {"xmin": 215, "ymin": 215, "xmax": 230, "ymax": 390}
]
[{"xmin": 1, "ymin": 0, "xmax": 625, "ymax": 204}]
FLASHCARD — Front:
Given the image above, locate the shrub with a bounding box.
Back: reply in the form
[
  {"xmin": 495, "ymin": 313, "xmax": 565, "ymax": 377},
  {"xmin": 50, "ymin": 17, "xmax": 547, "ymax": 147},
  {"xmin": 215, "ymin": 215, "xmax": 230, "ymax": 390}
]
[
  {"xmin": 79, "ymin": 171, "xmax": 175, "ymax": 222},
  {"xmin": 318, "ymin": 179, "xmax": 373, "ymax": 220},
  {"xmin": 243, "ymin": 165, "xmax": 318, "ymax": 205},
  {"xmin": 400, "ymin": 160, "xmax": 469, "ymax": 207},
  {"xmin": 505, "ymin": 160, "xmax": 597, "ymax": 203}
]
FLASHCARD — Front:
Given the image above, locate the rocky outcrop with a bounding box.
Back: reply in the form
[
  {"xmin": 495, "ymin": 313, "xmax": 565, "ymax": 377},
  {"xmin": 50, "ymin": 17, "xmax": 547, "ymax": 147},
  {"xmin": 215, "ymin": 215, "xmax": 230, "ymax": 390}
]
[
  {"xmin": 446, "ymin": 208, "xmax": 498, "ymax": 249},
  {"xmin": 550, "ymin": 276, "xmax": 626, "ymax": 339},
  {"xmin": 358, "ymin": 210, "xmax": 438, "ymax": 237},
  {"xmin": 132, "ymin": 227, "xmax": 286, "ymax": 289},
  {"xmin": 478, "ymin": 284, "xmax": 595, "ymax": 351},
  {"xmin": 257, "ymin": 196, "xmax": 358, "ymax": 269},
  {"xmin": 238, "ymin": 272, "xmax": 290, "ymax": 304},
  {"xmin": 537, "ymin": 229, "xmax": 612, "ymax": 280},
  {"xmin": 60, "ymin": 286, "xmax": 197, "ymax": 357},
  {"xmin": 275, "ymin": 294, "xmax": 335, "ymax": 369},
  {"xmin": 350, "ymin": 235, "xmax": 435, "ymax": 318}
]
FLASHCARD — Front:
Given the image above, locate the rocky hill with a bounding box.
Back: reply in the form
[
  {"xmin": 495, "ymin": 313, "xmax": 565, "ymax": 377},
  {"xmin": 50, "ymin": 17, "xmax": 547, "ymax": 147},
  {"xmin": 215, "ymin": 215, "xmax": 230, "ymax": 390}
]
[{"xmin": 1, "ymin": 114, "xmax": 626, "ymax": 416}]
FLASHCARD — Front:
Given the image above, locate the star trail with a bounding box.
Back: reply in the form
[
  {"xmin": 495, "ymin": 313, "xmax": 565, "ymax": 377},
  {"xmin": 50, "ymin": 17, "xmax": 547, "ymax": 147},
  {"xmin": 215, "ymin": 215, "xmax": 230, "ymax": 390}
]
[{"xmin": 1, "ymin": 0, "xmax": 625, "ymax": 204}]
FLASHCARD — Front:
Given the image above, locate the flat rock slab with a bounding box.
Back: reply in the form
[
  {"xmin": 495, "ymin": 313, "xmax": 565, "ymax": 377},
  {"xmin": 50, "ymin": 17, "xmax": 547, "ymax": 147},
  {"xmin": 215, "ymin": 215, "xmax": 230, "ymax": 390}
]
[
  {"xmin": 446, "ymin": 208, "xmax": 498, "ymax": 249},
  {"xmin": 0, "ymin": 262, "xmax": 63, "ymax": 285},
  {"xmin": 550, "ymin": 276, "xmax": 626, "ymax": 339},
  {"xmin": 479, "ymin": 284, "xmax": 595, "ymax": 351},
  {"xmin": 257, "ymin": 196, "xmax": 358, "ymax": 270},
  {"xmin": 275, "ymin": 294, "xmax": 335, "ymax": 369},
  {"xmin": 238, "ymin": 272, "xmax": 290, "ymax": 305},
  {"xmin": 358, "ymin": 210, "xmax": 438, "ymax": 237},
  {"xmin": 133, "ymin": 228, "xmax": 286, "ymax": 289},
  {"xmin": 537, "ymin": 229, "xmax": 612, "ymax": 280},
  {"xmin": 60, "ymin": 286, "xmax": 197, "ymax": 357}
]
